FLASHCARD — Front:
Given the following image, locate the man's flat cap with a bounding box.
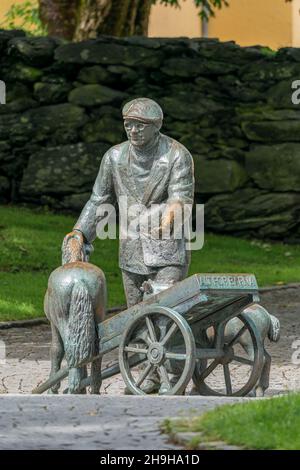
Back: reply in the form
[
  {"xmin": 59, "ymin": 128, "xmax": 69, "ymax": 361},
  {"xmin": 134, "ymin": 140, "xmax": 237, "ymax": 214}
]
[{"xmin": 122, "ymin": 97, "xmax": 163, "ymax": 123}]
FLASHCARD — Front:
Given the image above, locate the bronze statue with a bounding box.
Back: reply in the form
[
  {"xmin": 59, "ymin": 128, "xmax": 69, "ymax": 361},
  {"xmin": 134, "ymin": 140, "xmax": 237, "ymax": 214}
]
[
  {"xmin": 45, "ymin": 233, "xmax": 106, "ymax": 394},
  {"xmin": 63, "ymin": 97, "xmax": 194, "ymax": 393},
  {"xmin": 36, "ymin": 98, "xmax": 280, "ymax": 398}
]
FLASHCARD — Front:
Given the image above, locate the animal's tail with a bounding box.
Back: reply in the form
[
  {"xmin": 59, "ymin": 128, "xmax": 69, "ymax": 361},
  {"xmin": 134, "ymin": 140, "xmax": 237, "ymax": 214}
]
[
  {"xmin": 268, "ymin": 314, "xmax": 280, "ymax": 342},
  {"xmin": 65, "ymin": 280, "xmax": 96, "ymax": 368}
]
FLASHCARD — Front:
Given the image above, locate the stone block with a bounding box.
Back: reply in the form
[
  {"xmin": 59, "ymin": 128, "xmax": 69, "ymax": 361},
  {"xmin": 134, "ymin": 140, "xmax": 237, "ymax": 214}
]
[
  {"xmin": 194, "ymin": 156, "xmax": 248, "ymax": 193},
  {"xmin": 20, "ymin": 142, "xmax": 110, "ymax": 199},
  {"xmin": 69, "ymin": 84, "xmax": 127, "ymax": 107},
  {"xmin": 246, "ymin": 144, "xmax": 300, "ymax": 191}
]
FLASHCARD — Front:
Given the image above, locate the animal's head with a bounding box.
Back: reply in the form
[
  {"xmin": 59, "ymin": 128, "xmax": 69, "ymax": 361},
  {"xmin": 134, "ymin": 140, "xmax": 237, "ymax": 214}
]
[
  {"xmin": 62, "ymin": 235, "xmax": 93, "ymax": 265},
  {"xmin": 141, "ymin": 280, "xmax": 174, "ymax": 300}
]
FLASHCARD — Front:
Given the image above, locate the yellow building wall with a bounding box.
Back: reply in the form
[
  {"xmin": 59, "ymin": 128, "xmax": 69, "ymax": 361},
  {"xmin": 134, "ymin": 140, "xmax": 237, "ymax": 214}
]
[
  {"xmin": 150, "ymin": 0, "xmax": 296, "ymax": 50},
  {"xmin": 149, "ymin": 0, "xmax": 200, "ymax": 38},
  {"xmin": 208, "ymin": 0, "xmax": 292, "ymax": 49},
  {"xmin": 292, "ymin": 0, "xmax": 300, "ymax": 47}
]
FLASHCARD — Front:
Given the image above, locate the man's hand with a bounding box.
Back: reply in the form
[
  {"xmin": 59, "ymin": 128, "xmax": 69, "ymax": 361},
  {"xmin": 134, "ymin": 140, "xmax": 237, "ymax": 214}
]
[
  {"xmin": 62, "ymin": 230, "xmax": 85, "ymax": 265},
  {"xmin": 64, "ymin": 229, "xmax": 84, "ymax": 245},
  {"xmin": 150, "ymin": 202, "xmax": 183, "ymax": 239}
]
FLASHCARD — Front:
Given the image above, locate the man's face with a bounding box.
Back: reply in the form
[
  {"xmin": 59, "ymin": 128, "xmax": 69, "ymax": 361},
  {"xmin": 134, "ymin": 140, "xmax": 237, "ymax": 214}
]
[{"xmin": 124, "ymin": 119, "xmax": 157, "ymax": 148}]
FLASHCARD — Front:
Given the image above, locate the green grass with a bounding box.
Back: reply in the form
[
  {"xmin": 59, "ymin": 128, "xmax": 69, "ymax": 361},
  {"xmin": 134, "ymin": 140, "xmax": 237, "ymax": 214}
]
[
  {"xmin": 0, "ymin": 205, "xmax": 123, "ymax": 321},
  {"xmin": 0, "ymin": 204, "xmax": 300, "ymax": 321},
  {"xmin": 162, "ymin": 393, "xmax": 300, "ymax": 450}
]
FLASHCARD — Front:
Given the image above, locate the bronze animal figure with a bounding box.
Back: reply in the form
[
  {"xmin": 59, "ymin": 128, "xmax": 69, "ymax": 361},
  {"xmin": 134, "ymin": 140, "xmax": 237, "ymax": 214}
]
[
  {"xmin": 220, "ymin": 304, "xmax": 280, "ymax": 397},
  {"xmin": 44, "ymin": 234, "xmax": 106, "ymax": 394}
]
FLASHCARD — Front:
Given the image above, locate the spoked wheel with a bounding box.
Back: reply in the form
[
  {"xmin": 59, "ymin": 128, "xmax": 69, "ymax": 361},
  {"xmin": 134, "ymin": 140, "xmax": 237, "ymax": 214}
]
[
  {"xmin": 119, "ymin": 306, "xmax": 196, "ymax": 395},
  {"xmin": 192, "ymin": 313, "xmax": 264, "ymax": 396}
]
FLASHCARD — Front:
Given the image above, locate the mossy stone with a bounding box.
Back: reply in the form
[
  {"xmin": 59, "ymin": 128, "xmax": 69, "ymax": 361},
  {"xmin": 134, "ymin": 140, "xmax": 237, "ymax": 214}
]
[
  {"xmin": 246, "ymin": 143, "xmax": 300, "ymax": 191},
  {"xmin": 69, "ymin": 84, "xmax": 127, "ymax": 107},
  {"xmin": 81, "ymin": 115, "xmax": 125, "ymax": 144},
  {"xmin": 194, "ymin": 156, "xmax": 248, "ymax": 194}
]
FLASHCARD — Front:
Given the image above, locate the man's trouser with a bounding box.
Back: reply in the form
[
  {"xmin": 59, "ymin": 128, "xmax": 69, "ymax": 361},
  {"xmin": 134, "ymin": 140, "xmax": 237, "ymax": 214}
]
[{"xmin": 121, "ymin": 265, "xmax": 189, "ymax": 307}]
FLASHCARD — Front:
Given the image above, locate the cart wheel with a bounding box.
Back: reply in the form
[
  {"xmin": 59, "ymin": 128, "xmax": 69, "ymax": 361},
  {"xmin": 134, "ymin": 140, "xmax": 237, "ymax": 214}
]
[
  {"xmin": 119, "ymin": 305, "xmax": 196, "ymax": 396},
  {"xmin": 192, "ymin": 313, "xmax": 264, "ymax": 397}
]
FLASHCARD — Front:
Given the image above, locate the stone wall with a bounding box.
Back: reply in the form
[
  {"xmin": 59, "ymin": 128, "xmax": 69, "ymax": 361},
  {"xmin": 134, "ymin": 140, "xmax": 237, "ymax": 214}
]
[{"xmin": 1, "ymin": 29, "xmax": 300, "ymax": 241}]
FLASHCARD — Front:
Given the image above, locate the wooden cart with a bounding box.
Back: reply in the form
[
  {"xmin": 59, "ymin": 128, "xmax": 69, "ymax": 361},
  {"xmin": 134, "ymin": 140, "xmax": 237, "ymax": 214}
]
[{"xmin": 33, "ymin": 273, "xmax": 264, "ymax": 396}]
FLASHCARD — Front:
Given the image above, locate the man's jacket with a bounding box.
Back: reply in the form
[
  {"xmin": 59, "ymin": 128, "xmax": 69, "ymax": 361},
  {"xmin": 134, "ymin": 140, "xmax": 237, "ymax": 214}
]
[{"xmin": 74, "ymin": 133, "xmax": 194, "ymax": 274}]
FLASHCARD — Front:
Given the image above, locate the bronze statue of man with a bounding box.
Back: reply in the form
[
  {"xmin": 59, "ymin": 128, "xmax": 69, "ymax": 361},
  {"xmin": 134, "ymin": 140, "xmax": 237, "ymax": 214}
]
[
  {"xmin": 65, "ymin": 97, "xmax": 194, "ymax": 307},
  {"xmin": 64, "ymin": 98, "xmax": 194, "ymax": 392}
]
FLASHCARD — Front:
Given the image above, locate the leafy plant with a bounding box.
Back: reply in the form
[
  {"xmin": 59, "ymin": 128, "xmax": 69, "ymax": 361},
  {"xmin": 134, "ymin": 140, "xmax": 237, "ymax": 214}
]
[
  {"xmin": 0, "ymin": 0, "xmax": 47, "ymax": 36},
  {"xmin": 153, "ymin": 0, "xmax": 229, "ymax": 19}
]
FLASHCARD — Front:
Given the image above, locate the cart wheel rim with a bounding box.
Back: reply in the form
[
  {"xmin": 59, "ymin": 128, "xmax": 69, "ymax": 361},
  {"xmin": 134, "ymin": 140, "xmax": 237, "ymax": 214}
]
[
  {"xmin": 192, "ymin": 312, "xmax": 264, "ymax": 397},
  {"xmin": 119, "ymin": 305, "xmax": 196, "ymax": 396}
]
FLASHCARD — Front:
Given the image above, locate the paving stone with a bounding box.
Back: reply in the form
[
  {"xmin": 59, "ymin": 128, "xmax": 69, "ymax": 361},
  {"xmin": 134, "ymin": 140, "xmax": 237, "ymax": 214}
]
[{"xmin": 0, "ymin": 395, "xmax": 244, "ymax": 450}]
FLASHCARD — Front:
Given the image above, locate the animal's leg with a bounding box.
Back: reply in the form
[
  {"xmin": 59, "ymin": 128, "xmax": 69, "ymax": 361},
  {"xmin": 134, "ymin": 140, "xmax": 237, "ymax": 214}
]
[
  {"xmin": 65, "ymin": 367, "xmax": 86, "ymax": 394},
  {"xmin": 240, "ymin": 336, "xmax": 258, "ymax": 397},
  {"xmin": 77, "ymin": 366, "xmax": 87, "ymax": 394},
  {"xmin": 256, "ymin": 350, "xmax": 271, "ymax": 397},
  {"xmin": 48, "ymin": 323, "xmax": 64, "ymax": 394},
  {"xmin": 90, "ymin": 357, "xmax": 103, "ymax": 394},
  {"xmin": 68, "ymin": 367, "xmax": 84, "ymax": 394},
  {"xmin": 241, "ymin": 337, "xmax": 270, "ymax": 397}
]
